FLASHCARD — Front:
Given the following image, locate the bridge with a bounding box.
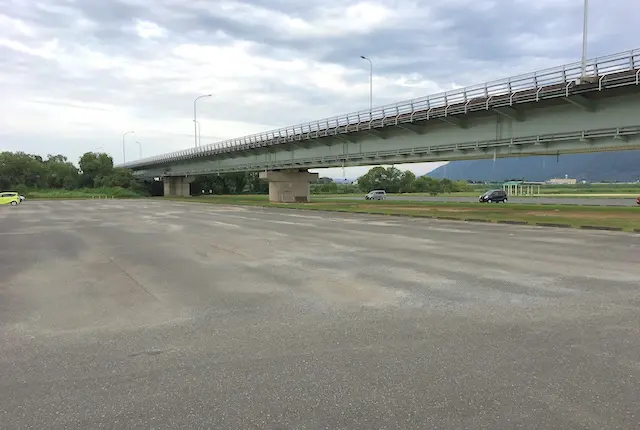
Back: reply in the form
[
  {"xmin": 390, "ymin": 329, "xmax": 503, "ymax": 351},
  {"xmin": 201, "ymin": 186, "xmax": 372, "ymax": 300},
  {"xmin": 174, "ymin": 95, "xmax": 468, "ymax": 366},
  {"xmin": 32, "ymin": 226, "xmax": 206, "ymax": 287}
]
[{"xmin": 121, "ymin": 49, "xmax": 640, "ymax": 202}]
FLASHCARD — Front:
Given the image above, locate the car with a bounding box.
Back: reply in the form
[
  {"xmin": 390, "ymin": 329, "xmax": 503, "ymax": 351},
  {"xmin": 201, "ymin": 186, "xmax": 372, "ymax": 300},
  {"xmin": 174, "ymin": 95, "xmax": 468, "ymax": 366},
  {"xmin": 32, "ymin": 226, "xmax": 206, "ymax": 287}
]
[
  {"xmin": 479, "ymin": 189, "xmax": 508, "ymax": 203},
  {"xmin": 19, "ymin": 195, "xmax": 25, "ymax": 202},
  {"xmin": 636, "ymin": 195, "xmax": 640, "ymax": 205},
  {"xmin": 365, "ymin": 190, "xmax": 386, "ymax": 200},
  {"xmin": 0, "ymin": 191, "xmax": 21, "ymax": 206}
]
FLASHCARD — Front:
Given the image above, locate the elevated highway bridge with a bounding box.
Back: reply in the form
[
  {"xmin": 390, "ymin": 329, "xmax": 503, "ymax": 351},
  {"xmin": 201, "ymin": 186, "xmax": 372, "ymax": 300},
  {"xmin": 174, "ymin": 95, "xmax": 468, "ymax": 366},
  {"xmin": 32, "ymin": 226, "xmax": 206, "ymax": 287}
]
[{"xmin": 120, "ymin": 49, "xmax": 640, "ymax": 202}]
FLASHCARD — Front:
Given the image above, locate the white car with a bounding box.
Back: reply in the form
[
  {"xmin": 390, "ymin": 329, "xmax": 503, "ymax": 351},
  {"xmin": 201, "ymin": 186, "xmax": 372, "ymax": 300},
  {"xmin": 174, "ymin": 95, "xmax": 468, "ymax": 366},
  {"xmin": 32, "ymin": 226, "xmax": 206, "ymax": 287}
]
[
  {"xmin": 19, "ymin": 195, "xmax": 25, "ymax": 202},
  {"xmin": 365, "ymin": 190, "xmax": 386, "ymax": 200}
]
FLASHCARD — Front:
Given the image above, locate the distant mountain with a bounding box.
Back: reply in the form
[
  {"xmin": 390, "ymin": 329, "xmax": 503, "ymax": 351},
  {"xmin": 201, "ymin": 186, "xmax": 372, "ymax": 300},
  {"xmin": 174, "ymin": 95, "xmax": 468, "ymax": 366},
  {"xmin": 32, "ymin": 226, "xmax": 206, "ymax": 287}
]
[{"xmin": 428, "ymin": 151, "xmax": 640, "ymax": 182}]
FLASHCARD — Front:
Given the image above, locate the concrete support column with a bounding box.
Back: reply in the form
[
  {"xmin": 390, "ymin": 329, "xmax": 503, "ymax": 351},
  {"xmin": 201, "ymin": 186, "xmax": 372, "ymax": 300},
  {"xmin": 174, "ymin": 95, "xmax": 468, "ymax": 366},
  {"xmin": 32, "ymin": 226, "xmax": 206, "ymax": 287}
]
[
  {"xmin": 259, "ymin": 170, "xmax": 319, "ymax": 203},
  {"xmin": 162, "ymin": 176, "xmax": 192, "ymax": 197}
]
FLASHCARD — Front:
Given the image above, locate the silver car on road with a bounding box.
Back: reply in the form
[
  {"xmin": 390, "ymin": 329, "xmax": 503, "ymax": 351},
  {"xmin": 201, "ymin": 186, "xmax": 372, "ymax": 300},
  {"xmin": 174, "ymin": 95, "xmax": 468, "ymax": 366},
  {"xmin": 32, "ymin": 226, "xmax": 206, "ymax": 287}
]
[{"xmin": 365, "ymin": 190, "xmax": 386, "ymax": 200}]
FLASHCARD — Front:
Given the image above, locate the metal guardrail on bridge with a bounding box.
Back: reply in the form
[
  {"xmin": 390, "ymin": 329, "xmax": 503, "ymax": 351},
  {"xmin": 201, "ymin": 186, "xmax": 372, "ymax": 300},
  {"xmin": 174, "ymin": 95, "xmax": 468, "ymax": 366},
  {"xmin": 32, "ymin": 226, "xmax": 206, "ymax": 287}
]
[{"xmin": 122, "ymin": 49, "xmax": 640, "ymax": 169}]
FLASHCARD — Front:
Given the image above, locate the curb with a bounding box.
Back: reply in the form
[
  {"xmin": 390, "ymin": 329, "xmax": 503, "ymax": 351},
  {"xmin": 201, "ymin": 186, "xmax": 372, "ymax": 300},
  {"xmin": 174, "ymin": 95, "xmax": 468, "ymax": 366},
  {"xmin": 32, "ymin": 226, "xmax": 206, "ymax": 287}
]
[
  {"xmin": 498, "ymin": 220, "xmax": 529, "ymax": 225},
  {"xmin": 535, "ymin": 222, "xmax": 572, "ymax": 228},
  {"xmin": 634, "ymin": 229, "xmax": 640, "ymax": 233},
  {"xmin": 579, "ymin": 225, "xmax": 623, "ymax": 231},
  {"xmin": 464, "ymin": 218, "xmax": 492, "ymax": 222}
]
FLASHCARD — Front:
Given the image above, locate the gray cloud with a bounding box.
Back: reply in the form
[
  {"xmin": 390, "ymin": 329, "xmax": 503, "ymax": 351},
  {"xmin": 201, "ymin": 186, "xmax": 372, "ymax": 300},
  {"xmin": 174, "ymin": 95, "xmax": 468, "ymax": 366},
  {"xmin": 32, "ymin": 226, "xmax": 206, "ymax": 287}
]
[{"xmin": 0, "ymin": 0, "xmax": 637, "ymax": 172}]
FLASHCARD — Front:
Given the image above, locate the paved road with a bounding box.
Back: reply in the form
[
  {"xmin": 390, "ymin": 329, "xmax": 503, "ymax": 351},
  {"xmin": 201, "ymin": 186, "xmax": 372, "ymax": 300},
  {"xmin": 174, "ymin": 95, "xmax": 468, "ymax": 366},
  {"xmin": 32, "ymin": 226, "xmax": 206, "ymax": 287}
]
[
  {"xmin": 332, "ymin": 195, "xmax": 639, "ymax": 206},
  {"xmin": 2, "ymin": 200, "xmax": 640, "ymax": 429}
]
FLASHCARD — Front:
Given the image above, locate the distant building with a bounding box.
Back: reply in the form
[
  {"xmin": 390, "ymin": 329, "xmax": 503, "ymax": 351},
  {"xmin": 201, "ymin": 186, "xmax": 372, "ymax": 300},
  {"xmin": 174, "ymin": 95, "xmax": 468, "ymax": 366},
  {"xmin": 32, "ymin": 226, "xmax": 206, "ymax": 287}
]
[
  {"xmin": 546, "ymin": 178, "xmax": 577, "ymax": 185},
  {"xmin": 502, "ymin": 180, "xmax": 544, "ymax": 196}
]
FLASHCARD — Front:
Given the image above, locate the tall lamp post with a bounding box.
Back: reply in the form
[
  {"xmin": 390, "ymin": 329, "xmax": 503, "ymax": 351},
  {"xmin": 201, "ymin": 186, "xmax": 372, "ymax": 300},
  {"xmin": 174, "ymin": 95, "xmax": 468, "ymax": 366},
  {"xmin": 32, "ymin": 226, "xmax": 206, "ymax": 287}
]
[
  {"xmin": 193, "ymin": 120, "xmax": 202, "ymax": 147},
  {"xmin": 581, "ymin": 0, "xmax": 589, "ymax": 78},
  {"xmin": 135, "ymin": 141, "xmax": 142, "ymax": 159},
  {"xmin": 193, "ymin": 94, "xmax": 211, "ymax": 148},
  {"xmin": 360, "ymin": 55, "xmax": 373, "ymax": 114},
  {"xmin": 122, "ymin": 130, "xmax": 134, "ymax": 164}
]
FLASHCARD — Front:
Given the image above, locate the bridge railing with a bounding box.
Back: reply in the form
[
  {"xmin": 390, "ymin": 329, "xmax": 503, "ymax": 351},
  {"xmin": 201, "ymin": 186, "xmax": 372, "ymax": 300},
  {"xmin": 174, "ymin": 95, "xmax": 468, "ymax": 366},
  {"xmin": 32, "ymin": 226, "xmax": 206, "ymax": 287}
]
[
  {"xmin": 123, "ymin": 48, "xmax": 640, "ymax": 169},
  {"xmin": 132, "ymin": 125, "xmax": 640, "ymax": 176}
]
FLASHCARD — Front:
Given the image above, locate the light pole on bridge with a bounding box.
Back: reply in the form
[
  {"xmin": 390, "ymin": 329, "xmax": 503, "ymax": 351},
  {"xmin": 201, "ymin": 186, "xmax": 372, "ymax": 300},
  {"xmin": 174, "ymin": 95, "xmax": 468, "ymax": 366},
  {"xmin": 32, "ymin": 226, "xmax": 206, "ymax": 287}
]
[
  {"xmin": 122, "ymin": 131, "xmax": 134, "ymax": 164},
  {"xmin": 135, "ymin": 141, "xmax": 142, "ymax": 159},
  {"xmin": 360, "ymin": 55, "xmax": 373, "ymax": 115},
  {"xmin": 193, "ymin": 94, "xmax": 212, "ymax": 148},
  {"xmin": 193, "ymin": 120, "xmax": 202, "ymax": 147},
  {"xmin": 581, "ymin": 0, "xmax": 589, "ymax": 78}
]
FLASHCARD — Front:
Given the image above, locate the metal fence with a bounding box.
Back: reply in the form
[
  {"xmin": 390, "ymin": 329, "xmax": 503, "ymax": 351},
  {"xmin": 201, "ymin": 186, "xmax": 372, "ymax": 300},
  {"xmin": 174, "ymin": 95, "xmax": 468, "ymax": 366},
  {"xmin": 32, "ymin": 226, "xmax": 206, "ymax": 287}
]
[{"xmin": 122, "ymin": 49, "xmax": 640, "ymax": 169}]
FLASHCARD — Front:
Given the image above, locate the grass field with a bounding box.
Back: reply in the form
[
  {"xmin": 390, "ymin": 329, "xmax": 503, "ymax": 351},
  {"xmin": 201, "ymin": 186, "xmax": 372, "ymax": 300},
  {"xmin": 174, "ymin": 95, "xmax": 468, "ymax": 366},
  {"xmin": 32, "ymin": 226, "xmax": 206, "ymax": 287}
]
[
  {"xmin": 310, "ymin": 191, "xmax": 640, "ymax": 199},
  {"xmin": 166, "ymin": 195, "xmax": 640, "ymax": 232}
]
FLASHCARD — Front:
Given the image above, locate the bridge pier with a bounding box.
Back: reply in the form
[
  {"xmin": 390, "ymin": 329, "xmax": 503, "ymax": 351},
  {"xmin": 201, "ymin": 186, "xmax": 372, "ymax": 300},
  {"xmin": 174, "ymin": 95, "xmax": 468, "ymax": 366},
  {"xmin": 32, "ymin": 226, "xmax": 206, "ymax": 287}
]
[
  {"xmin": 259, "ymin": 170, "xmax": 319, "ymax": 203},
  {"xmin": 162, "ymin": 176, "xmax": 191, "ymax": 197}
]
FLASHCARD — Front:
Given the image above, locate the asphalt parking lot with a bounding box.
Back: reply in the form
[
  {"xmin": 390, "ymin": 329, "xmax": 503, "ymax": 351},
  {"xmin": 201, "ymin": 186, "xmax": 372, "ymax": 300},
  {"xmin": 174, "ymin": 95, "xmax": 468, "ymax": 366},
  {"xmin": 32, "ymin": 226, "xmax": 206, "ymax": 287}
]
[{"xmin": 1, "ymin": 200, "xmax": 640, "ymax": 429}]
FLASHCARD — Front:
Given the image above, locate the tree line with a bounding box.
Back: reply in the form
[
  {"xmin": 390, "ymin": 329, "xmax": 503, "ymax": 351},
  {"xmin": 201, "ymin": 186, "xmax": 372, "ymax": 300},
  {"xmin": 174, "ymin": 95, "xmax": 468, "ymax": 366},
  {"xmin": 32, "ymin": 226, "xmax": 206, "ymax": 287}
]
[
  {"xmin": 190, "ymin": 172, "xmax": 268, "ymax": 195},
  {"xmin": 0, "ymin": 151, "xmax": 139, "ymax": 193},
  {"xmin": 2, "ymin": 150, "xmax": 471, "ymax": 196},
  {"xmin": 313, "ymin": 166, "xmax": 473, "ymax": 195}
]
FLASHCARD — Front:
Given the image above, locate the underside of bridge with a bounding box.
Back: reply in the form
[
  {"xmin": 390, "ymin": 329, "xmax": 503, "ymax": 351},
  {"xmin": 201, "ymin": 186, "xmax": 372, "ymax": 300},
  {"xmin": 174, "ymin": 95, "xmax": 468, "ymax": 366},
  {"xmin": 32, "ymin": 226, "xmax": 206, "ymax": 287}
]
[
  {"xmin": 160, "ymin": 170, "xmax": 320, "ymax": 202},
  {"xmin": 259, "ymin": 170, "xmax": 319, "ymax": 203}
]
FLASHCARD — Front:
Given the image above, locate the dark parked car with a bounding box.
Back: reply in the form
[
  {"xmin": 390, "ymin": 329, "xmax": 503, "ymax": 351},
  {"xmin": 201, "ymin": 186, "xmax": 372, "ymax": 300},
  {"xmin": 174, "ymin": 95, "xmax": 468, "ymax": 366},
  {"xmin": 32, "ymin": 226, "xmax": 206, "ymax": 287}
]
[
  {"xmin": 479, "ymin": 189, "xmax": 508, "ymax": 203},
  {"xmin": 636, "ymin": 195, "xmax": 639, "ymax": 205}
]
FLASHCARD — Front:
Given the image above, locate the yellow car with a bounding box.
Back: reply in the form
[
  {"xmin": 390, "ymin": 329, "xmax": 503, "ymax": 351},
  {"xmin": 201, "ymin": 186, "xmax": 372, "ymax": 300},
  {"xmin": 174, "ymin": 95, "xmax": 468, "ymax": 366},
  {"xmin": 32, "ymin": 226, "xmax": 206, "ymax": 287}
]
[{"xmin": 0, "ymin": 192, "xmax": 21, "ymax": 206}]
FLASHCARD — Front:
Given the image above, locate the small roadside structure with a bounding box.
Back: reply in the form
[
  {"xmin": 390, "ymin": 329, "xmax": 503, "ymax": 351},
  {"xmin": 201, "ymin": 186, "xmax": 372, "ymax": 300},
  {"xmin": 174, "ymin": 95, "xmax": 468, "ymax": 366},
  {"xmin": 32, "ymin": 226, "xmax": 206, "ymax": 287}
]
[{"xmin": 502, "ymin": 180, "xmax": 544, "ymax": 196}]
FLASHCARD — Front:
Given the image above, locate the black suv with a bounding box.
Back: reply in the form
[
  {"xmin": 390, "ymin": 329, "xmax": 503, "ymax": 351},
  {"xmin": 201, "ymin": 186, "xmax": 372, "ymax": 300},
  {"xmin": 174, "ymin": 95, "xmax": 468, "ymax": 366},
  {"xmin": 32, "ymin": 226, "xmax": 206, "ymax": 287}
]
[{"xmin": 479, "ymin": 189, "xmax": 508, "ymax": 203}]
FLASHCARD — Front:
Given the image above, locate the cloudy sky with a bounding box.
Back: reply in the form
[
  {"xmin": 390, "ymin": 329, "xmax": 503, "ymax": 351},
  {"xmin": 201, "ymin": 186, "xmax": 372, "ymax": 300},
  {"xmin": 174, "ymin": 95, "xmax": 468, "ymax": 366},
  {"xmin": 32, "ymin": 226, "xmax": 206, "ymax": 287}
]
[{"xmin": 1, "ymin": 0, "xmax": 637, "ymax": 179}]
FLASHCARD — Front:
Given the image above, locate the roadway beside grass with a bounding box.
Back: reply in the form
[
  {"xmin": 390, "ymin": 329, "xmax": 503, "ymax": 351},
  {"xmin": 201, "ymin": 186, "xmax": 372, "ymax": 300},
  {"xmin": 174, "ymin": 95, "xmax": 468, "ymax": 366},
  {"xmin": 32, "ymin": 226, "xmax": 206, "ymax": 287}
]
[
  {"xmin": 165, "ymin": 195, "xmax": 640, "ymax": 233},
  {"xmin": 310, "ymin": 191, "xmax": 640, "ymax": 199}
]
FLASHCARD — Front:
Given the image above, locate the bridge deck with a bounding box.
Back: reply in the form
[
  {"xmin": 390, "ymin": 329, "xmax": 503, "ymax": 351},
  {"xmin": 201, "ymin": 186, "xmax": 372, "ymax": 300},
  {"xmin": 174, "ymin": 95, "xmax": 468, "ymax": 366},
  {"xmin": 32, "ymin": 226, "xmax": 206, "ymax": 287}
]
[{"xmin": 122, "ymin": 49, "xmax": 640, "ymax": 170}]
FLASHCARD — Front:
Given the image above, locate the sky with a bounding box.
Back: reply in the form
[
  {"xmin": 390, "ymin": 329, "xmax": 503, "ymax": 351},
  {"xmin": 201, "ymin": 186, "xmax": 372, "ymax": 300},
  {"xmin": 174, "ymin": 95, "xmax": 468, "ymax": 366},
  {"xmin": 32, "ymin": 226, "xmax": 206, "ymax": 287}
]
[{"xmin": 1, "ymin": 0, "xmax": 638, "ymax": 180}]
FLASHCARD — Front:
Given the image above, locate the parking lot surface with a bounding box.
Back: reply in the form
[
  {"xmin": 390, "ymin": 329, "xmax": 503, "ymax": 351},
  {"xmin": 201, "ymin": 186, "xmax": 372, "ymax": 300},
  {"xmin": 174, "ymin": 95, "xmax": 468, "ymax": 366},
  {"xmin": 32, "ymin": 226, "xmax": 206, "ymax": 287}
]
[{"xmin": 1, "ymin": 200, "xmax": 639, "ymax": 429}]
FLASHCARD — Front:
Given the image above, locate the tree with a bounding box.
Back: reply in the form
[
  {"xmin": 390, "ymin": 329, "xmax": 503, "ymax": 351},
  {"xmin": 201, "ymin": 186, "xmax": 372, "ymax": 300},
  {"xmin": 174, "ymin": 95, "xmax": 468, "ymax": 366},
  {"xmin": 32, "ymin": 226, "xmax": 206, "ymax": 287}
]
[
  {"xmin": 43, "ymin": 154, "xmax": 79, "ymax": 189},
  {"xmin": 398, "ymin": 170, "xmax": 416, "ymax": 193},
  {"xmin": 319, "ymin": 181, "xmax": 338, "ymax": 193},
  {"xmin": 94, "ymin": 168, "xmax": 136, "ymax": 189},
  {"xmin": 0, "ymin": 151, "xmax": 47, "ymax": 189},
  {"xmin": 357, "ymin": 166, "xmax": 404, "ymax": 192},
  {"xmin": 452, "ymin": 180, "xmax": 473, "ymax": 192},
  {"xmin": 440, "ymin": 178, "xmax": 453, "ymax": 193},
  {"xmin": 0, "ymin": 150, "xmax": 140, "ymax": 193},
  {"xmin": 413, "ymin": 176, "xmax": 441, "ymax": 195},
  {"xmin": 224, "ymin": 172, "xmax": 249, "ymax": 194},
  {"xmin": 246, "ymin": 172, "xmax": 269, "ymax": 194},
  {"xmin": 191, "ymin": 172, "xmax": 257, "ymax": 195},
  {"xmin": 79, "ymin": 152, "xmax": 114, "ymax": 187}
]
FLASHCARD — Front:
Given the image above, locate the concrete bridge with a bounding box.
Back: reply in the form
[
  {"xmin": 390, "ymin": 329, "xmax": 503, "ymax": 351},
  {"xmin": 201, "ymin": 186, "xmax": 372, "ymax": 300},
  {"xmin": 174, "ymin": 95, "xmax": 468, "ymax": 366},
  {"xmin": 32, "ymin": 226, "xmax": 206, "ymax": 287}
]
[{"xmin": 121, "ymin": 49, "xmax": 640, "ymax": 202}]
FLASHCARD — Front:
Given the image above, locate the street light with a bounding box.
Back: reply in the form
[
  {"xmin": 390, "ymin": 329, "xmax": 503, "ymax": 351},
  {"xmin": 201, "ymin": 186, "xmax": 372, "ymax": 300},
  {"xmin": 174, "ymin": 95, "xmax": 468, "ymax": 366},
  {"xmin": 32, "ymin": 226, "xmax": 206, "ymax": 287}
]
[
  {"xmin": 135, "ymin": 141, "xmax": 142, "ymax": 159},
  {"xmin": 360, "ymin": 55, "xmax": 373, "ymax": 114},
  {"xmin": 193, "ymin": 120, "xmax": 202, "ymax": 147},
  {"xmin": 193, "ymin": 94, "xmax": 212, "ymax": 148},
  {"xmin": 122, "ymin": 131, "xmax": 134, "ymax": 164},
  {"xmin": 580, "ymin": 0, "xmax": 589, "ymax": 78}
]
